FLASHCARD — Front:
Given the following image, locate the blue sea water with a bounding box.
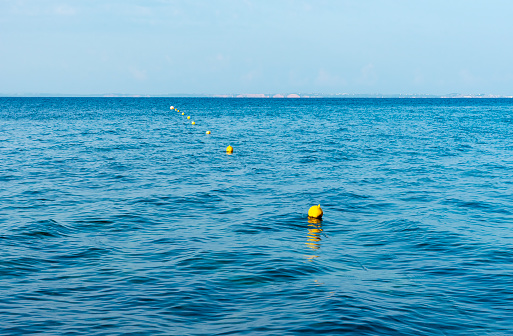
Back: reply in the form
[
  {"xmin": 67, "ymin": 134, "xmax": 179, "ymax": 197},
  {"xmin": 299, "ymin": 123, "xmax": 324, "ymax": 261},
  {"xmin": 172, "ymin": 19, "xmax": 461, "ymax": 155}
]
[{"xmin": 1, "ymin": 97, "xmax": 512, "ymax": 335}]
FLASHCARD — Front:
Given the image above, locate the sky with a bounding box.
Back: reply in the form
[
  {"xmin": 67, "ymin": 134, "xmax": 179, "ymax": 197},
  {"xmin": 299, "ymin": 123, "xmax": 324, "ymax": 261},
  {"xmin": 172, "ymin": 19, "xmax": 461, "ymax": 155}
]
[{"xmin": 1, "ymin": 0, "xmax": 513, "ymax": 95}]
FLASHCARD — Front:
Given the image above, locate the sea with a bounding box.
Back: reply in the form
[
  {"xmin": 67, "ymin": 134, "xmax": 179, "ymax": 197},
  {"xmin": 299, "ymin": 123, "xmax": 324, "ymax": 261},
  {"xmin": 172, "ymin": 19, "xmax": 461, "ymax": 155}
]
[{"xmin": 1, "ymin": 97, "xmax": 512, "ymax": 335}]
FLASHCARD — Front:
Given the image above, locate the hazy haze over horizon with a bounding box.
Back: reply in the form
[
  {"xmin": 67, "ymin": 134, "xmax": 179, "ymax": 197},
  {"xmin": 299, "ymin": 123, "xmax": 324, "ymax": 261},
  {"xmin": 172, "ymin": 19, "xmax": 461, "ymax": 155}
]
[{"xmin": 1, "ymin": 0, "xmax": 512, "ymax": 95}]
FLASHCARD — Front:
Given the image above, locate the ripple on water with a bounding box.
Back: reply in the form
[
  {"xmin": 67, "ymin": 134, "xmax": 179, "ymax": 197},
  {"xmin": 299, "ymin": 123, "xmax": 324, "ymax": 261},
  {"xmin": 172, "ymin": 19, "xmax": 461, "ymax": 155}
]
[{"xmin": 1, "ymin": 98, "xmax": 513, "ymax": 335}]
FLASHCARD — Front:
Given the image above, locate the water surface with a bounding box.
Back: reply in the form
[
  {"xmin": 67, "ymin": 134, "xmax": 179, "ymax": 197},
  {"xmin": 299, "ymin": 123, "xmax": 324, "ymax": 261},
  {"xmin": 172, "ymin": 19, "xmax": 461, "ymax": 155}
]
[{"xmin": 1, "ymin": 98, "xmax": 512, "ymax": 335}]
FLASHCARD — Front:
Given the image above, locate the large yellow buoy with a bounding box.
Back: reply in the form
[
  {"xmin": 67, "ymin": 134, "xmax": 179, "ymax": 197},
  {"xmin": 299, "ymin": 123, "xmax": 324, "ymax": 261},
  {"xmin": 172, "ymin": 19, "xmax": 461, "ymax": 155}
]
[
  {"xmin": 226, "ymin": 145, "xmax": 233, "ymax": 153},
  {"xmin": 191, "ymin": 121, "xmax": 195, "ymax": 125},
  {"xmin": 308, "ymin": 204, "xmax": 323, "ymax": 219},
  {"xmin": 187, "ymin": 116, "xmax": 191, "ymax": 119},
  {"xmin": 206, "ymin": 131, "xmax": 211, "ymax": 134},
  {"xmin": 182, "ymin": 112, "xmax": 184, "ymax": 115}
]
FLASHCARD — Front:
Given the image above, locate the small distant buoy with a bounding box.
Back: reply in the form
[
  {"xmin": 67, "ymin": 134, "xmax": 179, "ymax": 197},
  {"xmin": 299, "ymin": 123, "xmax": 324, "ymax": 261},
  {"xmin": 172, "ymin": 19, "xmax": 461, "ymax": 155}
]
[
  {"xmin": 226, "ymin": 145, "xmax": 233, "ymax": 153},
  {"xmin": 308, "ymin": 204, "xmax": 323, "ymax": 219},
  {"xmin": 170, "ymin": 106, "xmax": 174, "ymax": 110},
  {"xmin": 206, "ymin": 131, "xmax": 211, "ymax": 134},
  {"xmin": 192, "ymin": 121, "xmax": 195, "ymax": 125},
  {"xmin": 187, "ymin": 116, "xmax": 191, "ymax": 119},
  {"xmin": 182, "ymin": 112, "xmax": 184, "ymax": 115}
]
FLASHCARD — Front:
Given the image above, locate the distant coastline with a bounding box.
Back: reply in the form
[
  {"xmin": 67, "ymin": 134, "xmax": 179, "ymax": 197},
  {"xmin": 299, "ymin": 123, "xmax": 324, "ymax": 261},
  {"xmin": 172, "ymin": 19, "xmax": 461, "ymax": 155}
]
[{"xmin": 1, "ymin": 93, "xmax": 512, "ymax": 98}]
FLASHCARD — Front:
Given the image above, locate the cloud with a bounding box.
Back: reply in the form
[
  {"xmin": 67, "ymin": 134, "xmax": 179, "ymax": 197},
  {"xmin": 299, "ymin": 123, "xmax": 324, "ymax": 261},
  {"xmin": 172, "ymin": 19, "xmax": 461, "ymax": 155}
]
[
  {"xmin": 413, "ymin": 69, "xmax": 424, "ymax": 85},
  {"xmin": 129, "ymin": 67, "xmax": 148, "ymax": 80},
  {"xmin": 314, "ymin": 68, "xmax": 346, "ymax": 87},
  {"xmin": 54, "ymin": 5, "xmax": 76, "ymax": 16},
  {"xmin": 459, "ymin": 69, "xmax": 478, "ymax": 85},
  {"xmin": 5, "ymin": 2, "xmax": 77, "ymax": 16},
  {"xmin": 288, "ymin": 70, "xmax": 309, "ymax": 87},
  {"xmin": 357, "ymin": 63, "xmax": 378, "ymax": 85},
  {"xmin": 241, "ymin": 69, "xmax": 261, "ymax": 83}
]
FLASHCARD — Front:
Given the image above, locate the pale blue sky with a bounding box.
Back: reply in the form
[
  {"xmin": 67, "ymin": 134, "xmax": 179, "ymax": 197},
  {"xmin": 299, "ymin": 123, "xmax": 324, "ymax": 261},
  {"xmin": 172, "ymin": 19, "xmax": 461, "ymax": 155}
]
[{"xmin": 1, "ymin": 0, "xmax": 512, "ymax": 95}]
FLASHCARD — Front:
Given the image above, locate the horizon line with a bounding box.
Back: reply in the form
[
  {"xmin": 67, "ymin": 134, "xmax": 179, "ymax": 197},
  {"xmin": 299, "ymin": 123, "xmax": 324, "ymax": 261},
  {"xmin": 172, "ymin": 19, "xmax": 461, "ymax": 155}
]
[{"xmin": 1, "ymin": 93, "xmax": 513, "ymax": 98}]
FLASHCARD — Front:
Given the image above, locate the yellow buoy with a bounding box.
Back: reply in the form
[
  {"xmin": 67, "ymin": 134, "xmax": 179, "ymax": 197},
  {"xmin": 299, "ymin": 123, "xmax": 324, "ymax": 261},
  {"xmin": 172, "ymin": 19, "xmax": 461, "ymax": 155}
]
[
  {"xmin": 176, "ymin": 109, "xmax": 179, "ymax": 112},
  {"xmin": 182, "ymin": 112, "xmax": 184, "ymax": 115},
  {"xmin": 170, "ymin": 106, "xmax": 174, "ymax": 110},
  {"xmin": 187, "ymin": 116, "xmax": 191, "ymax": 119},
  {"xmin": 192, "ymin": 121, "xmax": 195, "ymax": 125},
  {"xmin": 226, "ymin": 145, "xmax": 233, "ymax": 153},
  {"xmin": 308, "ymin": 204, "xmax": 323, "ymax": 219},
  {"xmin": 206, "ymin": 131, "xmax": 211, "ymax": 134}
]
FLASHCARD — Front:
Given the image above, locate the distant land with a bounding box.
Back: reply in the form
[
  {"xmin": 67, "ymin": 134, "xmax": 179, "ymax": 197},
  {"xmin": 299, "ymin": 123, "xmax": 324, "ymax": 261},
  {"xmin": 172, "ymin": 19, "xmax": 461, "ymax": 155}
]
[{"xmin": 1, "ymin": 93, "xmax": 513, "ymax": 98}]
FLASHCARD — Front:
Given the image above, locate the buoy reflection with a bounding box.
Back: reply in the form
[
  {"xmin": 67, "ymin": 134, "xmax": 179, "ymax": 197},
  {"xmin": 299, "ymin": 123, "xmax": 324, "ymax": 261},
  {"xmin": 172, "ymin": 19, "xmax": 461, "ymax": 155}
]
[{"xmin": 305, "ymin": 218, "xmax": 323, "ymax": 261}]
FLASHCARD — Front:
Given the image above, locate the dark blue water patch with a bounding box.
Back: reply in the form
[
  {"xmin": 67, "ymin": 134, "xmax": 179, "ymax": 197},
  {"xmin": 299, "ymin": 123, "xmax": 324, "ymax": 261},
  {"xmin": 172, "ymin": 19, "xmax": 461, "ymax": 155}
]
[
  {"xmin": 1, "ymin": 98, "xmax": 513, "ymax": 335},
  {"xmin": 441, "ymin": 198, "xmax": 511, "ymax": 215},
  {"xmin": 69, "ymin": 213, "xmax": 152, "ymax": 233},
  {"xmin": 15, "ymin": 218, "xmax": 74, "ymax": 238}
]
